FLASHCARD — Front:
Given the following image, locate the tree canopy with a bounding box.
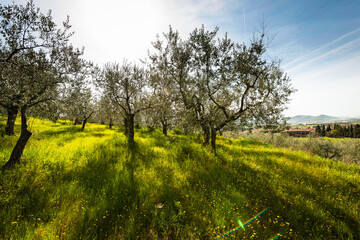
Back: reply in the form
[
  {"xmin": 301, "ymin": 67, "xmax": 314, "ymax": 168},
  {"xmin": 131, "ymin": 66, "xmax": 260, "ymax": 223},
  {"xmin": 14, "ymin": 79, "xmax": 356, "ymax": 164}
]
[
  {"xmin": 0, "ymin": 0, "xmax": 86, "ymax": 167},
  {"xmin": 148, "ymin": 26, "xmax": 295, "ymax": 152},
  {"xmin": 1, "ymin": 0, "xmax": 296, "ymax": 167}
]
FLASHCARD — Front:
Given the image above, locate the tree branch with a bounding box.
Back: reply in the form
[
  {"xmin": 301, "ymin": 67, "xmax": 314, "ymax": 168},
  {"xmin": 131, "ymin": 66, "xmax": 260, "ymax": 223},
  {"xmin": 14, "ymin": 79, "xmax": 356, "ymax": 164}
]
[{"xmin": 1, "ymin": 44, "xmax": 45, "ymax": 63}]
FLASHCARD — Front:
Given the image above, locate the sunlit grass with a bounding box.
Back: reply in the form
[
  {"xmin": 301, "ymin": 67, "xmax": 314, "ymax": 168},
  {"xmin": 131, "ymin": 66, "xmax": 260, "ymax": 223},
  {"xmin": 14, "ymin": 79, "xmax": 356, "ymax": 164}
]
[{"xmin": 0, "ymin": 119, "xmax": 359, "ymax": 239}]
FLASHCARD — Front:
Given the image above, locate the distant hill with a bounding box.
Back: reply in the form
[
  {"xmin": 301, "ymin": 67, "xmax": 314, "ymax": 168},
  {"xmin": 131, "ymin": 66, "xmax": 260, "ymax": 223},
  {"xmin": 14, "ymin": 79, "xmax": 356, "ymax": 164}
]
[{"xmin": 288, "ymin": 115, "xmax": 343, "ymax": 123}]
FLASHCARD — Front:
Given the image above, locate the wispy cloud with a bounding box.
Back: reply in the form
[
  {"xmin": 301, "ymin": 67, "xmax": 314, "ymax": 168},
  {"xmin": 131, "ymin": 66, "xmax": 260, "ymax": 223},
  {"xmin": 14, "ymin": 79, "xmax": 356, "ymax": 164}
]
[
  {"xmin": 284, "ymin": 27, "xmax": 360, "ymax": 72},
  {"xmin": 285, "ymin": 27, "xmax": 360, "ymax": 83},
  {"xmin": 283, "ymin": 28, "xmax": 360, "ymax": 117}
]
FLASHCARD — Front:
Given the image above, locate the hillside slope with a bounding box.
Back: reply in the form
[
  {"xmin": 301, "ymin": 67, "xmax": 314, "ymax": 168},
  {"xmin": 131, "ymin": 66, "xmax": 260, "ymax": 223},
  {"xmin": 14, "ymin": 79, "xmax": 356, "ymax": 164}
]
[
  {"xmin": 288, "ymin": 115, "xmax": 342, "ymax": 123},
  {"xmin": 0, "ymin": 119, "xmax": 359, "ymax": 239}
]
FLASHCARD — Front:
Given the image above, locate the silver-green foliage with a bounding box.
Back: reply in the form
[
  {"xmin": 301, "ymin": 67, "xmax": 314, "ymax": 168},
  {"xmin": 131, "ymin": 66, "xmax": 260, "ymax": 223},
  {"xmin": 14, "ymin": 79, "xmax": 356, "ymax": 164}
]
[
  {"xmin": 244, "ymin": 132, "xmax": 360, "ymax": 165},
  {"xmin": 0, "ymin": 0, "xmax": 86, "ymax": 167},
  {"xmin": 149, "ymin": 26, "xmax": 295, "ymax": 151},
  {"xmin": 0, "ymin": 0, "xmax": 85, "ymax": 111}
]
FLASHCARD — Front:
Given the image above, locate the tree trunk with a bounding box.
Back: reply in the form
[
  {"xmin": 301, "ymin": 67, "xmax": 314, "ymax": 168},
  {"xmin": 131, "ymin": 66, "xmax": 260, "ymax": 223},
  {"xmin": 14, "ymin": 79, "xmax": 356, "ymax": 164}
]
[
  {"xmin": 161, "ymin": 119, "xmax": 168, "ymax": 136},
  {"xmin": 183, "ymin": 124, "xmax": 190, "ymax": 135},
  {"xmin": 73, "ymin": 117, "xmax": 81, "ymax": 125},
  {"xmin": 201, "ymin": 124, "xmax": 210, "ymax": 146},
  {"xmin": 81, "ymin": 118, "xmax": 87, "ymax": 131},
  {"xmin": 109, "ymin": 118, "xmax": 113, "ymax": 129},
  {"xmin": 3, "ymin": 107, "xmax": 32, "ymax": 169},
  {"xmin": 5, "ymin": 106, "xmax": 18, "ymax": 136},
  {"xmin": 81, "ymin": 112, "xmax": 94, "ymax": 131},
  {"xmin": 211, "ymin": 127, "xmax": 217, "ymax": 154},
  {"xmin": 127, "ymin": 113, "xmax": 135, "ymax": 144},
  {"xmin": 162, "ymin": 124, "xmax": 168, "ymax": 136},
  {"xmin": 124, "ymin": 117, "xmax": 128, "ymax": 136}
]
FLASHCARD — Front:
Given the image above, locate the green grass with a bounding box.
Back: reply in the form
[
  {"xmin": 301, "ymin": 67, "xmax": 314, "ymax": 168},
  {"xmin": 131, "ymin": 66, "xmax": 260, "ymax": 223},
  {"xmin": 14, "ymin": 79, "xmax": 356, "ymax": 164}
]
[{"xmin": 0, "ymin": 119, "xmax": 359, "ymax": 239}]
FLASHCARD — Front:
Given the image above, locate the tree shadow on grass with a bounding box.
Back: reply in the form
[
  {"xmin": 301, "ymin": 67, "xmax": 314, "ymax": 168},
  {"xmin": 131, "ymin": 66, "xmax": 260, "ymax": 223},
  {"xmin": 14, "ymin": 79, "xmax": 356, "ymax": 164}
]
[
  {"xmin": 218, "ymin": 142, "xmax": 359, "ymax": 192},
  {"xmin": 1, "ymin": 129, "xmax": 182, "ymax": 239},
  {"xmin": 257, "ymin": 156, "xmax": 360, "ymax": 238},
  {"xmin": 219, "ymin": 137, "xmax": 271, "ymax": 148},
  {"xmin": 2, "ymin": 132, "xmax": 358, "ymax": 239},
  {"xmin": 37, "ymin": 125, "xmax": 108, "ymax": 138},
  {"xmin": 0, "ymin": 136, "xmax": 136, "ymax": 239},
  {"xmin": 56, "ymin": 138, "xmax": 183, "ymax": 239},
  {"xmin": 0, "ymin": 160, "xmax": 66, "ymax": 239},
  {"xmin": 35, "ymin": 128, "xmax": 109, "ymax": 147},
  {"xmin": 0, "ymin": 121, "xmax": 6, "ymax": 136},
  {"xmin": 36, "ymin": 127, "xmax": 82, "ymax": 139},
  {"xmin": 187, "ymin": 144, "xmax": 359, "ymax": 239}
]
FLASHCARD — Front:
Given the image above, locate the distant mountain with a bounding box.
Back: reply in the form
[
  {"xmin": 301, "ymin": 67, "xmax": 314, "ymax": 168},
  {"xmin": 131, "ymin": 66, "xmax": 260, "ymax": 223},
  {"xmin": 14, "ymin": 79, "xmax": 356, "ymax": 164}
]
[{"xmin": 288, "ymin": 115, "xmax": 343, "ymax": 124}]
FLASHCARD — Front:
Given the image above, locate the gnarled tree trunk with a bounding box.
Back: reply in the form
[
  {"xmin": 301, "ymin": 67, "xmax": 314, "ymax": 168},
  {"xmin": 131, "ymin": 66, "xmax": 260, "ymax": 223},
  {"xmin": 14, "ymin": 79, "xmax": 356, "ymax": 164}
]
[
  {"xmin": 162, "ymin": 124, "xmax": 168, "ymax": 136},
  {"xmin": 3, "ymin": 106, "xmax": 32, "ymax": 169},
  {"xmin": 81, "ymin": 111, "xmax": 94, "ymax": 131},
  {"xmin": 124, "ymin": 117, "xmax": 128, "ymax": 136},
  {"xmin": 81, "ymin": 119, "xmax": 87, "ymax": 131},
  {"xmin": 201, "ymin": 123, "xmax": 210, "ymax": 146},
  {"xmin": 211, "ymin": 127, "xmax": 217, "ymax": 154},
  {"xmin": 5, "ymin": 106, "xmax": 18, "ymax": 136},
  {"xmin": 161, "ymin": 118, "xmax": 168, "ymax": 136},
  {"xmin": 73, "ymin": 116, "xmax": 81, "ymax": 125},
  {"xmin": 127, "ymin": 113, "xmax": 135, "ymax": 145},
  {"xmin": 109, "ymin": 118, "xmax": 113, "ymax": 129}
]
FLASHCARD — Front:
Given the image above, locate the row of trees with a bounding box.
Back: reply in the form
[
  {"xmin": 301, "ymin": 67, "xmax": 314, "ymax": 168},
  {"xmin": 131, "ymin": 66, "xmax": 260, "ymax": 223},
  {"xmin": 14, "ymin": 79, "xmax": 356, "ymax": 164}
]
[
  {"xmin": 0, "ymin": 1, "xmax": 295, "ymax": 168},
  {"xmin": 315, "ymin": 124, "xmax": 360, "ymax": 138},
  {"xmin": 0, "ymin": 1, "xmax": 87, "ymax": 168},
  {"xmin": 145, "ymin": 27, "xmax": 294, "ymax": 151}
]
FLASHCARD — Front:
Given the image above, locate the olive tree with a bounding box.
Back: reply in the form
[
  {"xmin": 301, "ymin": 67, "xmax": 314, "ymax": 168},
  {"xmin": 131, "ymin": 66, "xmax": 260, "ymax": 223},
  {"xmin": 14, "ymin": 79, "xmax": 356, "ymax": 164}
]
[
  {"xmin": 96, "ymin": 61, "xmax": 150, "ymax": 144},
  {"xmin": 148, "ymin": 27, "xmax": 196, "ymax": 137},
  {"xmin": 93, "ymin": 94, "xmax": 119, "ymax": 129},
  {"xmin": 149, "ymin": 26, "xmax": 222, "ymax": 145},
  {"xmin": 191, "ymin": 27, "xmax": 295, "ymax": 153},
  {"xmin": 151, "ymin": 26, "xmax": 295, "ymax": 153},
  {"xmin": 148, "ymin": 31, "xmax": 182, "ymax": 136},
  {"xmin": 0, "ymin": 1, "xmax": 85, "ymax": 168},
  {"xmin": 62, "ymin": 83, "xmax": 94, "ymax": 130}
]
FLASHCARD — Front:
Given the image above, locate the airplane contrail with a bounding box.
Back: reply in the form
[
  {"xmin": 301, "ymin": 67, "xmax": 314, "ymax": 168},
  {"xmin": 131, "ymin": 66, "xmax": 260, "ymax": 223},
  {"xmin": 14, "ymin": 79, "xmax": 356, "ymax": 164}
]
[
  {"xmin": 284, "ymin": 27, "xmax": 360, "ymax": 69},
  {"xmin": 243, "ymin": 0, "xmax": 247, "ymax": 38}
]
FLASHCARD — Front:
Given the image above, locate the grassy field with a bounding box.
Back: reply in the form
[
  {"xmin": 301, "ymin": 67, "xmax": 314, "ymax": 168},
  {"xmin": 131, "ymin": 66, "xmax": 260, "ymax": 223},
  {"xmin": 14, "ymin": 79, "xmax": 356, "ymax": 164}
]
[
  {"xmin": 239, "ymin": 132, "xmax": 360, "ymax": 165},
  {"xmin": 0, "ymin": 119, "xmax": 359, "ymax": 239}
]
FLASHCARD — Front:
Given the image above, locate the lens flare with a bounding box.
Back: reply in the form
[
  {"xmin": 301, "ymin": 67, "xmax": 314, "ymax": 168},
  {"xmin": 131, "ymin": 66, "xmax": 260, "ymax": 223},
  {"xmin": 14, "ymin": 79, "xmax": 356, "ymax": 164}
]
[
  {"xmin": 237, "ymin": 218, "xmax": 245, "ymax": 231},
  {"xmin": 213, "ymin": 207, "xmax": 269, "ymax": 239},
  {"xmin": 270, "ymin": 233, "xmax": 281, "ymax": 239}
]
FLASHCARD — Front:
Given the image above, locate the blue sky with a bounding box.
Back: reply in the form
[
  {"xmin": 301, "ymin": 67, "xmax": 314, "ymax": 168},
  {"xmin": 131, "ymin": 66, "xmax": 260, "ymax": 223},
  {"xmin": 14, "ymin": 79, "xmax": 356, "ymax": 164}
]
[{"xmin": 3, "ymin": 0, "xmax": 360, "ymax": 117}]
